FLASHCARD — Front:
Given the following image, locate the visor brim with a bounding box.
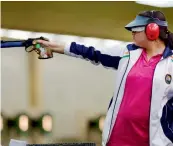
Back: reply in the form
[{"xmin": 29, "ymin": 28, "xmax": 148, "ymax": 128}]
[{"xmin": 125, "ymin": 15, "xmax": 150, "ymax": 31}]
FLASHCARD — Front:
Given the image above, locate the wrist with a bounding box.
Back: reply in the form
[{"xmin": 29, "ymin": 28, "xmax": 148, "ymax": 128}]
[{"xmin": 51, "ymin": 43, "xmax": 65, "ymax": 54}]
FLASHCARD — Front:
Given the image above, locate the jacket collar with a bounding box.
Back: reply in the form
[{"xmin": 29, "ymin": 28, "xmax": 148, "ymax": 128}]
[
  {"xmin": 127, "ymin": 44, "xmax": 173, "ymax": 59},
  {"xmin": 162, "ymin": 45, "xmax": 173, "ymax": 59}
]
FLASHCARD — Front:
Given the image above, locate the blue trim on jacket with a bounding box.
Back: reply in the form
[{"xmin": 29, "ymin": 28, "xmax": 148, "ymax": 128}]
[{"xmin": 161, "ymin": 97, "xmax": 173, "ymax": 143}]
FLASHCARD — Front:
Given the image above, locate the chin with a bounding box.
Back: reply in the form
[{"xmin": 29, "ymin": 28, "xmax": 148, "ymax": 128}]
[
  {"xmin": 133, "ymin": 41, "xmax": 138, "ymax": 45},
  {"xmin": 133, "ymin": 41, "xmax": 141, "ymax": 47}
]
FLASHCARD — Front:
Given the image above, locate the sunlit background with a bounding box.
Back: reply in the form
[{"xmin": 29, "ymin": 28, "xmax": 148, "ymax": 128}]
[{"xmin": 1, "ymin": 1, "xmax": 173, "ymax": 146}]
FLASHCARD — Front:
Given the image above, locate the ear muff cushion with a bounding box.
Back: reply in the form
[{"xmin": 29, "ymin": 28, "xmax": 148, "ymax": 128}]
[{"xmin": 146, "ymin": 23, "xmax": 160, "ymax": 40}]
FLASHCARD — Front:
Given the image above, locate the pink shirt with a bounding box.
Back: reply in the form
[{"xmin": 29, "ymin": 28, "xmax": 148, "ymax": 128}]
[{"xmin": 107, "ymin": 50, "xmax": 162, "ymax": 146}]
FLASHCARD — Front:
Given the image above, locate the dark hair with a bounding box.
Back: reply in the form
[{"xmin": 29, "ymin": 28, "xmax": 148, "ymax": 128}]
[{"xmin": 138, "ymin": 10, "xmax": 173, "ymax": 50}]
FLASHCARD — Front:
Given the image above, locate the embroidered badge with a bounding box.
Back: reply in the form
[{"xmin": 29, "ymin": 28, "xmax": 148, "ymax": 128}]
[{"xmin": 165, "ymin": 74, "xmax": 172, "ymax": 84}]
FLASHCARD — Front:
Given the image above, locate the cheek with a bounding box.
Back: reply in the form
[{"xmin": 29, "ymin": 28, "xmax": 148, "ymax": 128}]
[
  {"xmin": 135, "ymin": 33, "xmax": 146, "ymax": 42},
  {"xmin": 134, "ymin": 34, "xmax": 141, "ymax": 41}
]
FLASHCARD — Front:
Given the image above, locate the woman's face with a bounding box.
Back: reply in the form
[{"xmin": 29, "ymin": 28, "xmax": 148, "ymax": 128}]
[{"xmin": 132, "ymin": 31, "xmax": 148, "ymax": 48}]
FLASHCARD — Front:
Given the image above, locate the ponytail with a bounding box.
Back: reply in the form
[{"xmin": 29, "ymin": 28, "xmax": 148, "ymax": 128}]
[
  {"xmin": 167, "ymin": 31, "xmax": 173, "ymax": 50},
  {"xmin": 159, "ymin": 27, "xmax": 173, "ymax": 50}
]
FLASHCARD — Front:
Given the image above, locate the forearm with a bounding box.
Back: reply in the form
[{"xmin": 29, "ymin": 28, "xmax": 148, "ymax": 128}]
[{"xmin": 51, "ymin": 43, "xmax": 66, "ymax": 54}]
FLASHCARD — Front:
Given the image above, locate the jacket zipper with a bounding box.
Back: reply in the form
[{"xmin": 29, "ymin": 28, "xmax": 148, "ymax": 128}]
[{"xmin": 106, "ymin": 51, "xmax": 131, "ymax": 145}]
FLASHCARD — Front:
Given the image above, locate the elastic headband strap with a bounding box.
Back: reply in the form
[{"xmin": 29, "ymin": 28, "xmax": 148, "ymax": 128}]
[{"xmin": 148, "ymin": 17, "xmax": 168, "ymax": 27}]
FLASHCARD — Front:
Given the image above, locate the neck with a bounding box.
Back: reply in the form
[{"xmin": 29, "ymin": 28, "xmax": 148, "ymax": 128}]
[{"xmin": 145, "ymin": 40, "xmax": 165, "ymax": 59}]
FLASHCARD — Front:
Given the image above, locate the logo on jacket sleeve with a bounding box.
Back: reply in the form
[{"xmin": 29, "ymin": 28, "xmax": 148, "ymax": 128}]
[
  {"xmin": 165, "ymin": 74, "xmax": 172, "ymax": 84},
  {"xmin": 122, "ymin": 51, "xmax": 130, "ymax": 58}
]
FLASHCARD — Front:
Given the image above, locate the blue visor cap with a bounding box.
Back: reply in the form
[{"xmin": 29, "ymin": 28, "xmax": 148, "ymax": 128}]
[{"xmin": 125, "ymin": 15, "xmax": 168, "ymax": 31}]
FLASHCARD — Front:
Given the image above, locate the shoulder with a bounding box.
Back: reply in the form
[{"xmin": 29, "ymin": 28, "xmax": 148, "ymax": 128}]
[
  {"xmin": 119, "ymin": 43, "xmax": 141, "ymax": 58},
  {"xmin": 126, "ymin": 43, "xmax": 140, "ymax": 51}
]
